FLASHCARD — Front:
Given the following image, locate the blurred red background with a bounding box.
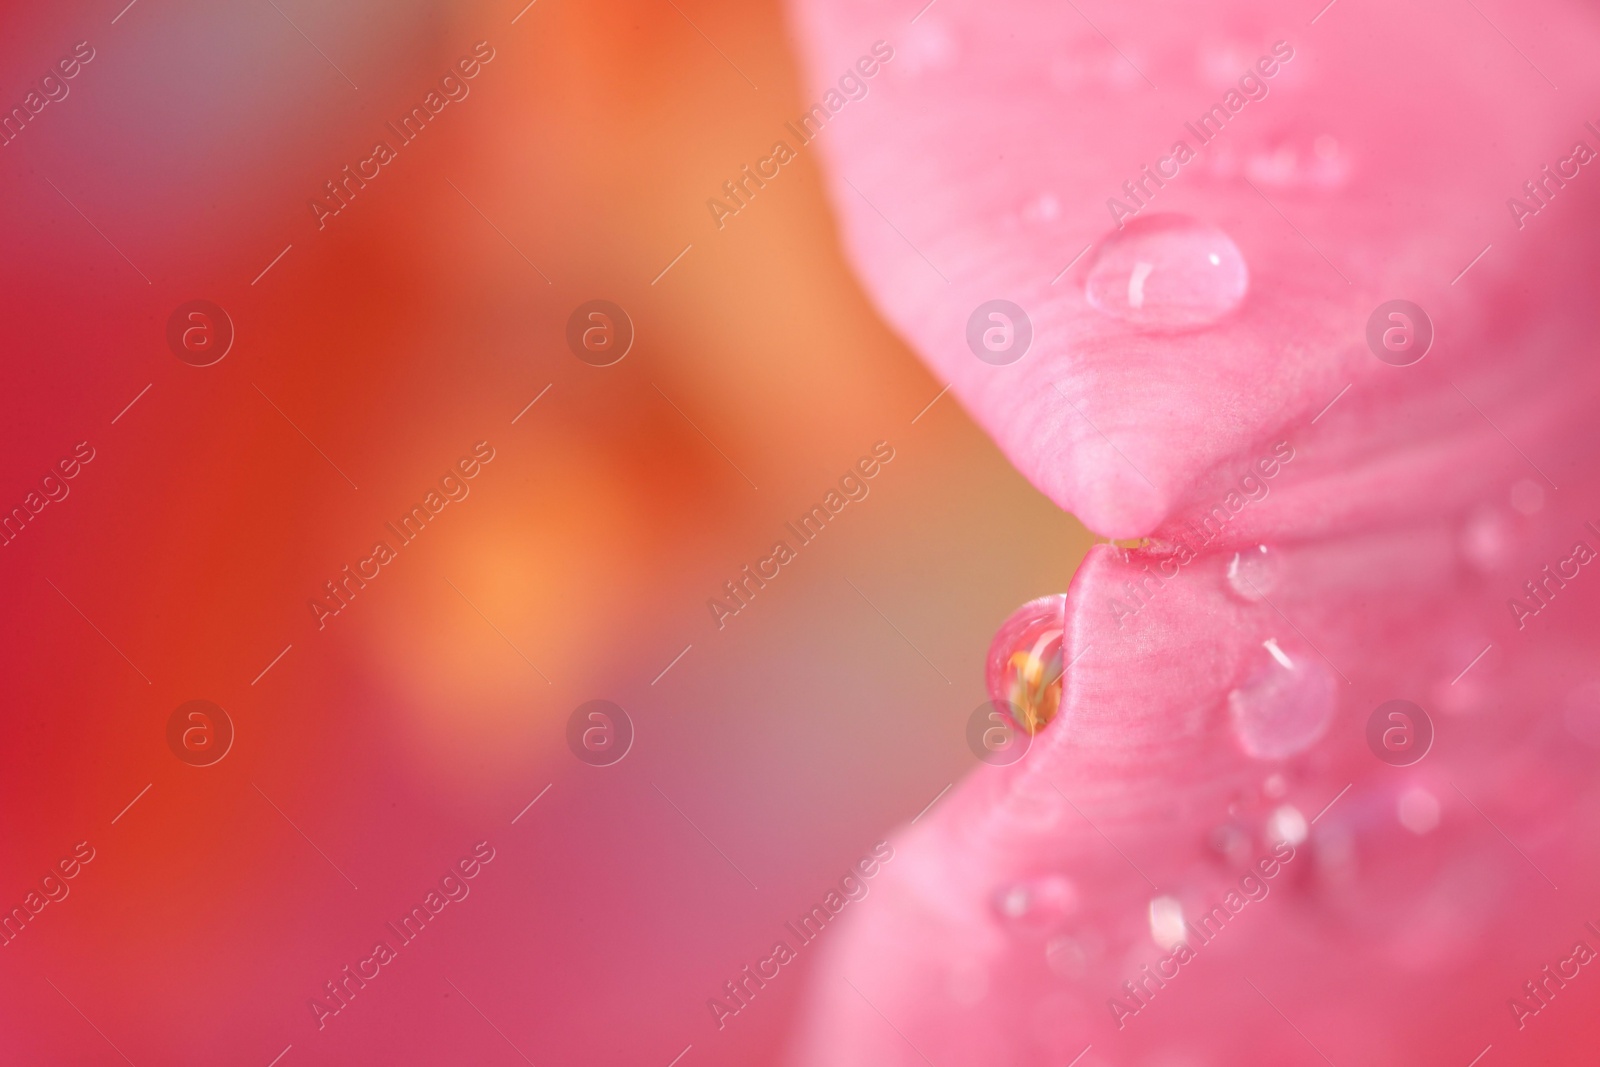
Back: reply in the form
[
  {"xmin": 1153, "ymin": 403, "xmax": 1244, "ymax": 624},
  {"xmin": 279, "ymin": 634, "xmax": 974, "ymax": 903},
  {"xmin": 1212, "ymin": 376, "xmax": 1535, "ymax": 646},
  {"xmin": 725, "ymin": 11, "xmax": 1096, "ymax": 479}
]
[{"xmin": 0, "ymin": 1, "xmax": 1089, "ymax": 1063}]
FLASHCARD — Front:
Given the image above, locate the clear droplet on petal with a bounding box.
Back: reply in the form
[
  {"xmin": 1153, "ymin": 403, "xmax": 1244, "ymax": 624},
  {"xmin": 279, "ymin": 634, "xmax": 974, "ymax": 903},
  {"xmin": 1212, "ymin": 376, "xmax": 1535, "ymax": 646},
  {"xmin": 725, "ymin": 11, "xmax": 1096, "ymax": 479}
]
[
  {"xmin": 1244, "ymin": 136, "xmax": 1352, "ymax": 191},
  {"xmin": 1085, "ymin": 214, "xmax": 1248, "ymax": 331},
  {"xmin": 1397, "ymin": 787, "xmax": 1440, "ymax": 835},
  {"xmin": 1225, "ymin": 544, "xmax": 1278, "ymax": 601},
  {"xmin": 1265, "ymin": 804, "xmax": 1309, "ymax": 846},
  {"xmin": 1228, "ymin": 638, "xmax": 1338, "ymax": 759},
  {"xmin": 993, "ymin": 875, "xmax": 1079, "ymax": 930},
  {"xmin": 1148, "ymin": 895, "xmax": 1186, "ymax": 950},
  {"xmin": 986, "ymin": 595, "xmax": 1067, "ymax": 735}
]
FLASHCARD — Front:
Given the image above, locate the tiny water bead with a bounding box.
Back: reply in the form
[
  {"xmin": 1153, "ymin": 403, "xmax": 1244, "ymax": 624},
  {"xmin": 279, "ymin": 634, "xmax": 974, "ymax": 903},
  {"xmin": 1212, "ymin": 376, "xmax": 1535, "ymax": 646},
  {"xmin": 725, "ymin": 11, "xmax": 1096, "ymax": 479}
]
[
  {"xmin": 1265, "ymin": 804, "xmax": 1308, "ymax": 846},
  {"xmin": 1397, "ymin": 787, "xmax": 1440, "ymax": 835},
  {"xmin": 1225, "ymin": 544, "xmax": 1278, "ymax": 601},
  {"xmin": 986, "ymin": 595, "xmax": 1067, "ymax": 735},
  {"xmin": 1228, "ymin": 638, "xmax": 1338, "ymax": 760},
  {"xmin": 993, "ymin": 875, "xmax": 1079, "ymax": 930},
  {"xmin": 1147, "ymin": 895, "xmax": 1186, "ymax": 950},
  {"xmin": 1084, "ymin": 214, "xmax": 1248, "ymax": 331},
  {"xmin": 1244, "ymin": 136, "xmax": 1352, "ymax": 192}
]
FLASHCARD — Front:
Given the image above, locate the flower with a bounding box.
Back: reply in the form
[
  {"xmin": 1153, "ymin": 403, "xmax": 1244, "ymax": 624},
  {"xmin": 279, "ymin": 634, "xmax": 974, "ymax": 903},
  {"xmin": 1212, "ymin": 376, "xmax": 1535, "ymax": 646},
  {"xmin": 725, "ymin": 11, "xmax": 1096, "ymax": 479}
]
[{"xmin": 785, "ymin": 0, "xmax": 1600, "ymax": 1062}]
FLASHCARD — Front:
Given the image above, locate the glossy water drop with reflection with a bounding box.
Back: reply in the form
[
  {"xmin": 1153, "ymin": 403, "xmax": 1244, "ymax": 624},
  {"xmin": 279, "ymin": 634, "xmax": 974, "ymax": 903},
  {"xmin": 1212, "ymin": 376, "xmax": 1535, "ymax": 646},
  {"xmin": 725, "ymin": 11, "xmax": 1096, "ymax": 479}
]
[
  {"xmin": 1226, "ymin": 544, "xmax": 1279, "ymax": 601},
  {"xmin": 986, "ymin": 595, "xmax": 1067, "ymax": 735},
  {"xmin": 1228, "ymin": 638, "xmax": 1338, "ymax": 759},
  {"xmin": 1085, "ymin": 214, "xmax": 1248, "ymax": 330}
]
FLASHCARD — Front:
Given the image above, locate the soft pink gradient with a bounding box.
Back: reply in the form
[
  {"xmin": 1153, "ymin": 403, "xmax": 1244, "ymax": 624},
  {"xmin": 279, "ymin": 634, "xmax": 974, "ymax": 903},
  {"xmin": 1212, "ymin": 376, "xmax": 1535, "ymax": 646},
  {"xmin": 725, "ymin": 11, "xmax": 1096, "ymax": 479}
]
[{"xmin": 786, "ymin": 0, "xmax": 1600, "ymax": 1062}]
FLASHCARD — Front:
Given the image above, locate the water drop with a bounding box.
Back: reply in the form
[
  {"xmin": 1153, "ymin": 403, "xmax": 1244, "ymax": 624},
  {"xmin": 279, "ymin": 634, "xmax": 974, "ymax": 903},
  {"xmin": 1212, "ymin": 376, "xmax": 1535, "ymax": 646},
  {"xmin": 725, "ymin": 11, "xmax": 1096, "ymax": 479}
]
[
  {"xmin": 1148, "ymin": 895, "xmax": 1186, "ymax": 950},
  {"xmin": 1228, "ymin": 639, "xmax": 1338, "ymax": 759},
  {"xmin": 1265, "ymin": 804, "xmax": 1308, "ymax": 846},
  {"xmin": 986, "ymin": 595, "xmax": 1067, "ymax": 735},
  {"xmin": 1245, "ymin": 136, "xmax": 1351, "ymax": 191},
  {"xmin": 1085, "ymin": 214, "xmax": 1248, "ymax": 330},
  {"xmin": 993, "ymin": 875, "xmax": 1078, "ymax": 930},
  {"xmin": 1225, "ymin": 544, "xmax": 1278, "ymax": 601},
  {"xmin": 1397, "ymin": 787, "xmax": 1440, "ymax": 835}
]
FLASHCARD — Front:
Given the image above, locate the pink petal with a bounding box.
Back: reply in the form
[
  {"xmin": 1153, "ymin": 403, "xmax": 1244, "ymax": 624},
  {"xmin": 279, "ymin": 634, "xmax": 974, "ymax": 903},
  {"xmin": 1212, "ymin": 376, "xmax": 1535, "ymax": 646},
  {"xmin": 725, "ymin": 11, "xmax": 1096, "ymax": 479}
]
[
  {"xmin": 784, "ymin": 0, "xmax": 1600, "ymax": 1062},
  {"xmin": 795, "ymin": 519, "xmax": 1600, "ymax": 1064},
  {"xmin": 788, "ymin": 0, "xmax": 1600, "ymax": 537}
]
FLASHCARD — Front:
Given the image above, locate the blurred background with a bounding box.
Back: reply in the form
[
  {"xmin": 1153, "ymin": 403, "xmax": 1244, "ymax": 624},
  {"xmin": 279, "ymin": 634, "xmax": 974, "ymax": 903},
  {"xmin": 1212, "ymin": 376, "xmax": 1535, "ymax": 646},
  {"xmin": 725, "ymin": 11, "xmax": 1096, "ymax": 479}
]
[{"xmin": 0, "ymin": 0, "xmax": 1091, "ymax": 1063}]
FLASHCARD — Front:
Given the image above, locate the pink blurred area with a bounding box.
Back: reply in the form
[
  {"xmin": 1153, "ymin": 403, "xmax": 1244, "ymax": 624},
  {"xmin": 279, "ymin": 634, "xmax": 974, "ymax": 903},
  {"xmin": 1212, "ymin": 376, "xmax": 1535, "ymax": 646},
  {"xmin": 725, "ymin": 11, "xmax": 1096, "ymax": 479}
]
[{"xmin": 0, "ymin": 0, "xmax": 1086, "ymax": 1064}]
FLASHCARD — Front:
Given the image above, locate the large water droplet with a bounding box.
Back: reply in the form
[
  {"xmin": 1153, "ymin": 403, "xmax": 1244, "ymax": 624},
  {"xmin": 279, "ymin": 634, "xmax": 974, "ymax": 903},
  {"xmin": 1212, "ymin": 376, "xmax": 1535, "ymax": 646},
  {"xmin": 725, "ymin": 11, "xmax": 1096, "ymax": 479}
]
[
  {"xmin": 994, "ymin": 875, "xmax": 1078, "ymax": 930},
  {"xmin": 1085, "ymin": 214, "xmax": 1248, "ymax": 330},
  {"xmin": 1225, "ymin": 544, "xmax": 1278, "ymax": 601},
  {"xmin": 1228, "ymin": 638, "xmax": 1338, "ymax": 759},
  {"xmin": 986, "ymin": 595, "xmax": 1067, "ymax": 735}
]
